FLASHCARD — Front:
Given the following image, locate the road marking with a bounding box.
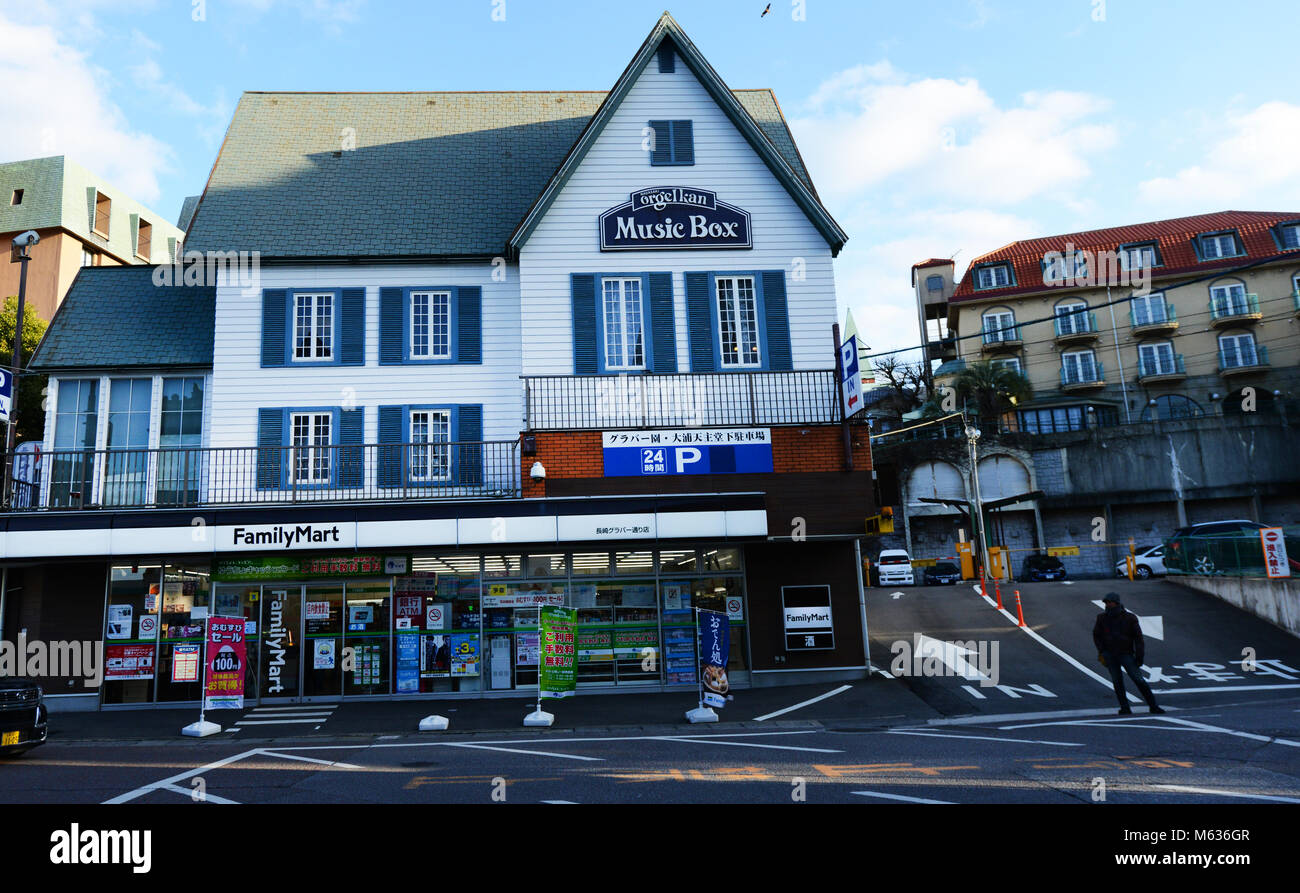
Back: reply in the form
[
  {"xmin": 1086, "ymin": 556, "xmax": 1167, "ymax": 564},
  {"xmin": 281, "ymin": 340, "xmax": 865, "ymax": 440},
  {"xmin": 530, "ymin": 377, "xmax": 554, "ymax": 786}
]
[
  {"xmin": 852, "ymin": 790, "xmax": 953, "ymax": 804},
  {"xmin": 914, "ymin": 634, "xmax": 991, "ymax": 683},
  {"xmin": 541, "ymin": 800, "xmax": 578, "ymax": 804},
  {"xmin": 231, "ymin": 719, "xmax": 330, "ymax": 725},
  {"xmin": 887, "ymin": 730, "xmax": 1084, "ymax": 747},
  {"xmin": 1148, "ymin": 784, "xmax": 1300, "ymax": 804},
  {"xmin": 269, "ymin": 730, "xmax": 826, "ymax": 752},
  {"xmin": 1153, "ymin": 684, "xmax": 1300, "ymax": 694},
  {"xmin": 980, "ymin": 593, "xmax": 1142, "ymax": 702},
  {"xmin": 926, "ymin": 707, "xmax": 1133, "ymax": 727},
  {"xmin": 1091, "ymin": 600, "xmax": 1164, "ymax": 640},
  {"xmin": 658, "ymin": 736, "xmax": 841, "ymax": 753},
  {"xmin": 752, "ymin": 684, "xmax": 852, "ymax": 721},
  {"xmin": 239, "ymin": 711, "xmax": 334, "ymax": 718},
  {"xmin": 1158, "ymin": 715, "xmax": 1300, "ymax": 748},
  {"xmin": 259, "ymin": 751, "xmax": 363, "ymax": 769},
  {"xmin": 103, "ymin": 748, "xmax": 265, "ymax": 804},
  {"xmin": 159, "ymin": 783, "xmax": 240, "ymax": 804},
  {"xmin": 441, "ymin": 743, "xmax": 604, "ymax": 762}
]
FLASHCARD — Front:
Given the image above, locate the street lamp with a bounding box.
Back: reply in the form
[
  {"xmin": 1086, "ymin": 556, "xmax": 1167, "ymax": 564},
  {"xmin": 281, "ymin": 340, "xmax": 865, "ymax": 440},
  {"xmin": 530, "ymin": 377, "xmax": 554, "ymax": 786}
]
[
  {"xmin": 965, "ymin": 423, "xmax": 992, "ymax": 581},
  {"xmin": 5, "ymin": 230, "xmax": 38, "ymax": 507}
]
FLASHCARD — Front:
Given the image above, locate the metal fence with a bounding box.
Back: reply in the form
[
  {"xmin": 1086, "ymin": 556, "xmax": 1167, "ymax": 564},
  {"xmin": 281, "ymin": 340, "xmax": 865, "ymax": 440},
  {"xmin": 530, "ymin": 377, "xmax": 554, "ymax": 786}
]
[
  {"xmin": 1163, "ymin": 528, "xmax": 1300, "ymax": 577},
  {"xmin": 4, "ymin": 440, "xmax": 521, "ymax": 512},
  {"xmin": 522, "ymin": 370, "xmax": 841, "ymax": 430}
]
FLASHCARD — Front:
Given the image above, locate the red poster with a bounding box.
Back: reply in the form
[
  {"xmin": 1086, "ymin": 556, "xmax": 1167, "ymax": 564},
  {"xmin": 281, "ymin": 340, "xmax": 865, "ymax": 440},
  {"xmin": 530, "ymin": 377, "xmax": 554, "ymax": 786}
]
[
  {"xmin": 204, "ymin": 616, "xmax": 247, "ymax": 710},
  {"xmin": 105, "ymin": 644, "xmax": 156, "ymax": 680}
]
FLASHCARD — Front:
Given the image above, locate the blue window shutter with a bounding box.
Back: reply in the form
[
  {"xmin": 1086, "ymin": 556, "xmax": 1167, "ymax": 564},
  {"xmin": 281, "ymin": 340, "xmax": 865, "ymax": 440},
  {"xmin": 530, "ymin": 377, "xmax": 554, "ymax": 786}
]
[
  {"xmin": 261, "ymin": 289, "xmax": 287, "ymax": 367},
  {"xmin": 256, "ymin": 407, "xmax": 284, "ymax": 489},
  {"xmin": 379, "ymin": 287, "xmax": 404, "ymax": 365},
  {"xmin": 456, "ymin": 405, "xmax": 483, "ymax": 487},
  {"xmin": 377, "ymin": 405, "xmax": 404, "ymax": 487},
  {"xmin": 671, "ymin": 120, "xmax": 694, "ymax": 165},
  {"xmin": 761, "ymin": 271, "xmax": 793, "ymax": 371},
  {"xmin": 657, "ymin": 44, "xmax": 674, "ymax": 73},
  {"xmin": 571, "ymin": 274, "xmax": 598, "ymax": 374},
  {"xmin": 685, "ymin": 272, "xmax": 715, "ymax": 372},
  {"xmin": 647, "ymin": 272, "xmax": 677, "ymax": 373},
  {"xmin": 457, "ymin": 286, "xmax": 482, "ymax": 364},
  {"xmin": 648, "ymin": 120, "xmax": 671, "ymax": 165},
  {"xmin": 340, "ymin": 287, "xmax": 365, "ymax": 366},
  {"xmin": 339, "ymin": 407, "xmax": 364, "ymax": 488}
]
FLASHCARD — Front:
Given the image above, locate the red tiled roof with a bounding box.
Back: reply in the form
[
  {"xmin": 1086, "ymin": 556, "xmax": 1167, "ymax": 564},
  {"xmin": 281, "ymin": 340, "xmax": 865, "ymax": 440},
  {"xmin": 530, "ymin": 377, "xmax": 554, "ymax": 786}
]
[
  {"xmin": 911, "ymin": 257, "xmax": 953, "ymax": 285},
  {"xmin": 950, "ymin": 211, "xmax": 1300, "ymax": 302}
]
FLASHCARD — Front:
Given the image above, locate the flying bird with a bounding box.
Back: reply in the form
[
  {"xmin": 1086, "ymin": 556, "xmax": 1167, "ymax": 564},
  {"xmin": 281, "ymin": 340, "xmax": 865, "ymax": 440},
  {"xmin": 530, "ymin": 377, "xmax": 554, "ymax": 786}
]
[{"xmin": 761, "ymin": 3, "xmax": 771, "ymax": 16}]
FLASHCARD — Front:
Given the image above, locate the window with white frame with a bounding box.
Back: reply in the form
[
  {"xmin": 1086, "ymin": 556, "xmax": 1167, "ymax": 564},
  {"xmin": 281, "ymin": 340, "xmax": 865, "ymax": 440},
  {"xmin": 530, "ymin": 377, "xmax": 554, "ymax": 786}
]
[
  {"xmin": 410, "ymin": 291, "xmax": 451, "ymax": 359},
  {"xmin": 293, "ymin": 292, "xmax": 334, "ymax": 361},
  {"xmin": 991, "ymin": 357, "xmax": 1022, "ymax": 374},
  {"xmin": 976, "ymin": 264, "xmax": 1011, "ymax": 289},
  {"xmin": 602, "ymin": 278, "xmax": 645, "ymax": 370},
  {"xmin": 982, "ymin": 310, "xmax": 1017, "ymax": 343},
  {"xmin": 1209, "ymin": 282, "xmax": 1248, "ymax": 317},
  {"xmin": 1293, "ymin": 273, "xmax": 1300, "ymax": 297},
  {"xmin": 1044, "ymin": 251, "xmax": 1087, "ymax": 283},
  {"xmin": 290, "ymin": 412, "xmax": 332, "ymax": 484},
  {"xmin": 1130, "ymin": 292, "xmax": 1168, "ymax": 326},
  {"xmin": 1121, "ymin": 244, "xmax": 1158, "ymax": 269},
  {"xmin": 1200, "ymin": 233, "xmax": 1239, "ymax": 260},
  {"xmin": 1062, "ymin": 350, "xmax": 1098, "ymax": 384},
  {"xmin": 1055, "ymin": 301, "xmax": 1090, "ymax": 335},
  {"xmin": 409, "ymin": 409, "xmax": 451, "ymax": 482},
  {"xmin": 716, "ymin": 275, "xmax": 760, "ymax": 367},
  {"xmin": 1138, "ymin": 341, "xmax": 1176, "ymax": 376},
  {"xmin": 1219, "ymin": 333, "xmax": 1259, "ymax": 368},
  {"xmin": 1281, "ymin": 224, "xmax": 1299, "ymax": 250}
]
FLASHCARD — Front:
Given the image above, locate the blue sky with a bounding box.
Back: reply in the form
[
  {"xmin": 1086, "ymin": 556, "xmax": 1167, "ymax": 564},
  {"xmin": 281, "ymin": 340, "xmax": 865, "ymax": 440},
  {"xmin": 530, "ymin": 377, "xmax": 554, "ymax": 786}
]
[{"xmin": 3, "ymin": 0, "xmax": 1298, "ymax": 353}]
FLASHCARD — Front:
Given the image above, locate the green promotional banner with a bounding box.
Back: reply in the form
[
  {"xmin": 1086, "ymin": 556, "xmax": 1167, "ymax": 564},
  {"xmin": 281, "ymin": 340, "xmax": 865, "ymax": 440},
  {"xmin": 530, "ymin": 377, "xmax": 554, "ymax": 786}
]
[
  {"xmin": 212, "ymin": 554, "xmax": 411, "ymax": 582},
  {"xmin": 539, "ymin": 606, "xmax": 577, "ymax": 699}
]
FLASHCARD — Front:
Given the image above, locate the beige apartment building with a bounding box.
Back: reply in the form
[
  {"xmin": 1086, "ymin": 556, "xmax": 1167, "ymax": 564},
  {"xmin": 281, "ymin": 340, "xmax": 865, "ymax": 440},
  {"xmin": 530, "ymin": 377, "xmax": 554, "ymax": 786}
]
[
  {"xmin": 1, "ymin": 156, "xmax": 186, "ymax": 320},
  {"xmin": 915, "ymin": 211, "xmax": 1300, "ymax": 430}
]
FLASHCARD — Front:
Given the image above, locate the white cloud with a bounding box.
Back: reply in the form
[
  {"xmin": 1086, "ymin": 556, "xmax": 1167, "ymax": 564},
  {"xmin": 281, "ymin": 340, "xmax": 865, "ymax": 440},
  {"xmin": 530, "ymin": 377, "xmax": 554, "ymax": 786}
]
[
  {"xmin": 0, "ymin": 12, "xmax": 170, "ymax": 204},
  {"xmin": 1137, "ymin": 101, "xmax": 1300, "ymax": 211}
]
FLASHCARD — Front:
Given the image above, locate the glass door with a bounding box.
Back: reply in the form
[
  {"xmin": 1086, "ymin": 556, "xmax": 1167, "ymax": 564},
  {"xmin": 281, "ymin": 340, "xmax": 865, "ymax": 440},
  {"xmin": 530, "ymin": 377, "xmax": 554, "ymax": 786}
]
[
  {"xmin": 260, "ymin": 586, "xmax": 302, "ymax": 701},
  {"xmin": 303, "ymin": 584, "xmax": 344, "ymax": 699}
]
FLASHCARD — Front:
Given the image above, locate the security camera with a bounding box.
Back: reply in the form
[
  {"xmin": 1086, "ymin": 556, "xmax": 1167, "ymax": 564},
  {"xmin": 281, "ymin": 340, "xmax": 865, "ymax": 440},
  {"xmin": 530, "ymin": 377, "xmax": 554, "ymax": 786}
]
[
  {"xmin": 529, "ymin": 461, "xmax": 546, "ymax": 480},
  {"xmin": 12, "ymin": 230, "xmax": 39, "ymax": 248}
]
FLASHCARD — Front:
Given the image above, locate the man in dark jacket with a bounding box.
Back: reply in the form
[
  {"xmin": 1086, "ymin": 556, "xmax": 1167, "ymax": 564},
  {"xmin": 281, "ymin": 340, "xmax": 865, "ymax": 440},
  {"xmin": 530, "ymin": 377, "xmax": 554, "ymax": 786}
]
[{"xmin": 1093, "ymin": 593, "xmax": 1164, "ymax": 715}]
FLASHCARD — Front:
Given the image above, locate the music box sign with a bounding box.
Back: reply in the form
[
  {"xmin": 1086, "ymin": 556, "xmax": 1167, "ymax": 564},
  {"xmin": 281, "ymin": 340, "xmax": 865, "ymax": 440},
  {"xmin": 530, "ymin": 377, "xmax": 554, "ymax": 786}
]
[{"xmin": 599, "ymin": 187, "xmax": 752, "ymax": 251}]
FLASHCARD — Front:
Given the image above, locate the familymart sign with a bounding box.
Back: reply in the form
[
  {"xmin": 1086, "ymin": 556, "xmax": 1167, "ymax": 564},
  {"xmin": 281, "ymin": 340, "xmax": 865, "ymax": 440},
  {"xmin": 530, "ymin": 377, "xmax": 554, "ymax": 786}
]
[{"xmin": 599, "ymin": 186, "xmax": 752, "ymax": 251}]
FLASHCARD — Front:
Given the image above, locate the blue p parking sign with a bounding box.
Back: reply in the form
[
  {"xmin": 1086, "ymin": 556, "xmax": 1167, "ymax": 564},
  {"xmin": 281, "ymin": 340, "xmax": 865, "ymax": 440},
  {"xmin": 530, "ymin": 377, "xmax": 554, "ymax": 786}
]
[{"xmin": 0, "ymin": 369, "xmax": 11, "ymax": 423}]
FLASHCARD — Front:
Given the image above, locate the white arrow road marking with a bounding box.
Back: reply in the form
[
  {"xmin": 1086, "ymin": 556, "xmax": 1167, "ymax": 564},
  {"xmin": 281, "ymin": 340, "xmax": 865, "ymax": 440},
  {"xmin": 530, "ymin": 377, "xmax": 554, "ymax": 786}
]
[
  {"xmin": 852, "ymin": 790, "xmax": 953, "ymax": 804},
  {"xmin": 891, "ymin": 592, "xmax": 904, "ymax": 600},
  {"xmin": 1091, "ymin": 600, "xmax": 1163, "ymax": 640},
  {"xmin": 913, "ymin": 633, "xmax": 991, "ymax": 683},
  {"xmin": 1147, "ymin": 785, "xmax": 1300, "ymax": 804},
  {"xmin": 888, "ymin": 730, "xmax": 1084, "ymax": 747}
]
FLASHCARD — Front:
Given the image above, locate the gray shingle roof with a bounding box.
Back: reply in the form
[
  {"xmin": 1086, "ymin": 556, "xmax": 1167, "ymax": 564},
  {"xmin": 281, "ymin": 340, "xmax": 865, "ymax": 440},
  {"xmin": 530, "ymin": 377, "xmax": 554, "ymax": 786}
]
[
  {"xmin": 184, "ymin": 89, "xmax": 814, "ymax": 259},
  {"xmin": 30, "ymin": 266, "xmax": 214, "ymax": 371},
  {"xmin": 176, "ymin": 194, "xmax": 200, "ymax": 231}
]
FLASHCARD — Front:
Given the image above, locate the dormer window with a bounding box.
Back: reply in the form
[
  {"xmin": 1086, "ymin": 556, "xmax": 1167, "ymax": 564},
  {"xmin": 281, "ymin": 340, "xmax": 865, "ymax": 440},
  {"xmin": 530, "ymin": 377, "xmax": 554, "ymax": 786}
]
[
  {"xmin": 1198, "ymin": 232, "xmax": 1241, "ymax": 260},
  {"xmin": 1043, "ymin": 250, "xmax": 1088, "ymax": 284},
  {"xmin": 1119, "ymin": 242, "xmax": 1159, "ymax": 270},
  {"xmin": 975, "ymin": 264, "xmax": 1011, "ymax": 290},
  {"xmin": 1279, "ymin": 223, "xmax": 1300, "ymax": 251},
  {"xmin": 925, "ymin": 274, "xmax": 944, "ymax": 292}
]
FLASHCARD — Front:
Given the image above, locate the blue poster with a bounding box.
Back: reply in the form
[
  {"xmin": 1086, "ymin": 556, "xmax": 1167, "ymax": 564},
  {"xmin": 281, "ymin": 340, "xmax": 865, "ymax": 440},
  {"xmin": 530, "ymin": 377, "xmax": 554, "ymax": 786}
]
[
  {"xmin": 699, "ymin": 609, "xmax": 730, "ymax": 708},
  {"xmin": 396, "ymin": 632, "xmax": 420, "ymax": 692}
]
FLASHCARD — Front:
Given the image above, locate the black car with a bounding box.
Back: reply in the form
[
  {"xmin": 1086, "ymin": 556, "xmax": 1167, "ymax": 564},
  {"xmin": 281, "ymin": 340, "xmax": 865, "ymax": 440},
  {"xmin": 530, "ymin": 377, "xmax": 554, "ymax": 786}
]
[
  {"xmin": 1021, "ymin": 554, "xmax": 1067, "ymax": 582},
  {"xmin": 0, "ymin": 677, "xmax": 48, "ymax": 758},
  {"xmin": 923, "ymin": 562, "xmax": 963, "ymax": 585}
]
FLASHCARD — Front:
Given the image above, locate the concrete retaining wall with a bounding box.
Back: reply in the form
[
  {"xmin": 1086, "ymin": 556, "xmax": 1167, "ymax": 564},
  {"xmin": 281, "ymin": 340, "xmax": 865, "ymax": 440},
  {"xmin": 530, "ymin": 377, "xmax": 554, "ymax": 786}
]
[{"xmin": 1174, "ymin": 575, "xmax": 1300, "ymax": 639}]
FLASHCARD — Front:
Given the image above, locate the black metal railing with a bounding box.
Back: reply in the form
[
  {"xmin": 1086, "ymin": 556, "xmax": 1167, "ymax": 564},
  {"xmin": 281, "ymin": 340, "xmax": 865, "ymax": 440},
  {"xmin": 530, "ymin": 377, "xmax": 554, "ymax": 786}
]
[
  {"xmin": 522, "ymin": 370, "xmax": 841, "ymax": 430},
  {"xmin": 3, "ymin": 440, "xmax": 521, "ymax": 512}
]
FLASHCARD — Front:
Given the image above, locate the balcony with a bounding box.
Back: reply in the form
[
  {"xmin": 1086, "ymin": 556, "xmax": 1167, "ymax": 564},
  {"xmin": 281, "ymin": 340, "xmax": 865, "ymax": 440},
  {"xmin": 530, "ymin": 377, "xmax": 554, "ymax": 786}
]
[
  {"xmin": 521, "ymin": 370, "xmax": 841, "ymax": 431},
  {"xmin": 4, "ymin": 440, "xmax": 522, "ymax": 513},
  {"xmin": 1129, "ymin": 304, "xmax": 1178, "ymax": 336},
  {"xmin": 980, "ymin": 326, "xmax": 1023, "ymax": 353},
  {"xmin": 1137, "ymin": 354, "xmax": 1186, "ymax": 384},
  {"xmin": 1219, "ymin": 345, "xmax": 1270, "ymax": 377},
  {"xmin": 1060, "ymin": 361, "xmax": 1106, "ymax": 392},
  {"xmin": 1209, "ymin": 293, "xmax": 1262, "ymax": 327},
  {"xmin": 1053, "ymin": 311, "xmax": 1099, "ymax": 345}
]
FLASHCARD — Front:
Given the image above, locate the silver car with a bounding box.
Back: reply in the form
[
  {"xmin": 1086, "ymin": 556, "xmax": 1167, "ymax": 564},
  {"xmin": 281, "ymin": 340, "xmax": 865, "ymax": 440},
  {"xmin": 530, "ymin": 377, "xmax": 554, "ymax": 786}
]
[{"xmin": 1114, "ymin": 544, "xmax": 1167, "ymax": 579}]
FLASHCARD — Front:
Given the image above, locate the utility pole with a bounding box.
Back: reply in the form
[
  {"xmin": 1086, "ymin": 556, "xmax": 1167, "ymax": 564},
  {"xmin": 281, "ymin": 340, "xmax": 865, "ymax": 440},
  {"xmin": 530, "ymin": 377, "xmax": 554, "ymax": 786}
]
[
  {"xmin": 5, "ymin": 230, "xmax": 38, "ymax": 507},
  {"xmin": 965, "ymin": 421, "xmax": 991, "ymax": 577}
]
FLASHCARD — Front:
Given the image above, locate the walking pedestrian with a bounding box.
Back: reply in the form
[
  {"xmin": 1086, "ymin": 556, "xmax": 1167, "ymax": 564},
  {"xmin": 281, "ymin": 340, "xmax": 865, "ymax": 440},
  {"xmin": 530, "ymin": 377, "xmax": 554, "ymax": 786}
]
[{"xmin": 1092, "ymin": 593, "xmax": 1164, "ymax": 715}]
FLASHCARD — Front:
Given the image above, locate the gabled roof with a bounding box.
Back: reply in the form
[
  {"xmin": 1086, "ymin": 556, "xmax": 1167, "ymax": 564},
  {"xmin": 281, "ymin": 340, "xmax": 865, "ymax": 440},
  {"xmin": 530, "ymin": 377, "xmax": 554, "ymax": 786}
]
[
  {"xmin": 952, "ymin": 210, "xmax": 1300, "ymax": 302},
  {"xmin": 509, "ymin": 12, "xmax": 846, "ymax": 257},
  {"xmin": 29, "ymin": 266, "xmax": 215, "ymax": 371}
]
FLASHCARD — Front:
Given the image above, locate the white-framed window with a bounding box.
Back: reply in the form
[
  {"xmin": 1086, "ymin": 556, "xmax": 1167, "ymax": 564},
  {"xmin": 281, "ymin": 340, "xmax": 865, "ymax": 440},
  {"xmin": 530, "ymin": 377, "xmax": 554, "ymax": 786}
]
[
  {"xmin": 1044, "ymin": 251, "xmax": 1088, "ymax": 283},
  {"xmin": 1120, "ymin": 244, "xmax": 1158, "ymax": 270},
  {"xmin": 1200, "ymin": 233, "xmax": 1239, "ymax": 260},
  {"xmin": 1138, "ymin": 341, "xmax": 1177, "ymax": 376},
  {"xmin": 982, "ymin": 310, "xmax": 1017, "ymax": 343},
  {"xmin": 716, "ymin": 275, "xmax": 760, "ymax": 367},
  {"xmin": 1293, "ymin": 273, "xmax": 1300, "ymax": 297},
  {"xmin": 1062, "ymin": 350, "xmax": 1098, "ymax": 384},
  {"xmin": 1209, "ymin": 282, "xmax": 1249, "ymax": 317},
  {"xmin": 976, "ymin": 264, "xmax": 1011, "ymax": 289},
  {"xmin": 991, "ymin": 357, "xmax": 1022, "ymax": 374},
  {"xmin": 1054, "ymin": 301, "xmax": 1090, "ymax": 335},
  {"xmin": 290, "ymin": 412, "xmax": 332, "ymax": 484},
  {"xmin": 410, "ymin": 290, "xmax": 451, "ymax": 359},
  {"xmin": 1280, "ymin": 224, "xmax": 1300, "ymax": 250},
  {"xmin": 1219, "ymin": 333, "xmax": 1259, "ymax": 369},
  {"xmin": 409, "ymin": 409, "xmax": 451, "ymax": 482},
  {"xmin": 602, "ymin": 278, "xmax": 645, "ymax": 370},
  {"xmin": 1130, "ymin": 292, "xmax": 1168, "ymax": 326},
  {"xmin": 293, "ymin": 292, "xmax": 334, "ymax": 361}
]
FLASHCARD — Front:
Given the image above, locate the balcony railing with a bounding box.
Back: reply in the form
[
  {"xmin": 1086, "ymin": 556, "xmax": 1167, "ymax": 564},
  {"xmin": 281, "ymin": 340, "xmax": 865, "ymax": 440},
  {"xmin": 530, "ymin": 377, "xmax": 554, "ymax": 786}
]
[
  {"xmin": 1053, "ymin": 311, "xmax": 1097, "ymax": 339},
  {"xmin": 981, "ymin": 325, "xmax": 1023, "ymax": 347},
  {"xmin": 1209, "ymin": 292, "xmax": 1261, "ymax": 324},
  {"xmin": 4, "ymin": 440, "xmax": 521, "ymax": 512},
  {"xmin": 521, "ymin": 370, "xmax": 841, "ymax": 430},
  {"xmin": 1129, "ymin": 303, "xmax": 1177, "ymax": 330},
  {"xmin": 1219, "ymin": 344, "xmax": 1269, "ymax": 373},
  {"xmin": 1137, "ymin": 354, "xmax": 1186, "ymax": 381},
  {"xmin": 1060, "ymin": 361, "xmax": 1105, "ymax": 388}
]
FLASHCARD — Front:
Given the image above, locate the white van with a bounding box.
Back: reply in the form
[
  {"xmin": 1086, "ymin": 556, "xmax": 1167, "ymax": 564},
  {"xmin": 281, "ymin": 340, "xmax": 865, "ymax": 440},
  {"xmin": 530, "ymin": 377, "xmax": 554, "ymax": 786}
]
[{"xmin": 876, "ymin": 549, "xmax": 915, "ymax": 586}]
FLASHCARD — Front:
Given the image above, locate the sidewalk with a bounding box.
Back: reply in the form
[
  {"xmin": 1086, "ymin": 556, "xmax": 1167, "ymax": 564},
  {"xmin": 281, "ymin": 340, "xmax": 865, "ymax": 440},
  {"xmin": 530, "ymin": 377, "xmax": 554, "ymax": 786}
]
[{"xmin": 42, "ymin": 674, "xmax": 938, "ymax": 744}]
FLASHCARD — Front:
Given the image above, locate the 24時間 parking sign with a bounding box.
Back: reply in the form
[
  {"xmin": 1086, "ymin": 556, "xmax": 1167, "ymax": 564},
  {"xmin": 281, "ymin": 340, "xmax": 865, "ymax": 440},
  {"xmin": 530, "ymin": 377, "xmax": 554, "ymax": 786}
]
[{"xmin": 602, "ymin": 428, "xmax": 774, "ymax": 477}]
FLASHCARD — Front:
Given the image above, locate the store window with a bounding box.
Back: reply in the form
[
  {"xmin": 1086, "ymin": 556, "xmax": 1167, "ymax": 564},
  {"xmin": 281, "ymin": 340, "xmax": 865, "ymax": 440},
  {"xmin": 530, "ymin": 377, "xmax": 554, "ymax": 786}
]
[
  {"xmin": 658, "ymin": 549, "xmax": 698, "ymax": 574},
  {"xmin": 483, "ymin": 554, "xmax": 522, "ymax": 579},
  {"xmin": 344, "ymin": 582, "xmax": 391, "ymax": 695},
  {"xmin": 155, "ymin": 564, "xmax": 212, "ymax": 702},
  {"xmin": 615, "ymin": 550, "xmax": 655, "ymax": 575},
  {"xmin": 103, "ymin": 565, "xmax": 162, "ymax": 704},
  {"xmin": 211, "ymin": 585, "xmax": 260, "ymax": 700},
  {"xmin": 571, "ymin": 551, "xmax": 611, "ymax": 576},
  {"xmin": 571, "ymin": 577, "xmax": 659, "ymax": 686},
  {"xmin": 526, "ymin": 553, "xmax": 567, "ymax": 577},
  {"xmin": 698, "ymin": 548, "xmax": 740, "ymax": 572}
]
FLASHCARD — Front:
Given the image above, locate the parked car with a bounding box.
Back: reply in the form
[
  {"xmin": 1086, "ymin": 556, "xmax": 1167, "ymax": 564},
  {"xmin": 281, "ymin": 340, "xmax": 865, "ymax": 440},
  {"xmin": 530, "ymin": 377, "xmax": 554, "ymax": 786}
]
[
  {"xmin": 1020, "ymin": 553, "xmax": 1067, "ymax": 582},
  {"xmin": 876, "ymin": 549, "xmax": 915, "ymax": 587},
  {"xmin": 1114, "ymin": 544, "xmax": 1167, "ymax": 579},
  {"xmin": 1165, "ymin": 520, "xmax": 1269, "ymax": 575},
  {"xmin": 923, "ymin": 561, "xmax": 963, "ymax": 585},
  {"xmin": 0, "ymin": 677, "xmax": 48, "ymax": 758}
]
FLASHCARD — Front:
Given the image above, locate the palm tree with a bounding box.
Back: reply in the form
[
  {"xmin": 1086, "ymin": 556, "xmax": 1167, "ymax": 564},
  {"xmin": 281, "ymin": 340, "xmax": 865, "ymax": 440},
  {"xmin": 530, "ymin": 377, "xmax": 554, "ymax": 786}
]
[{"xmin": 955, "ymin": 360, "xmax": 1032, "ymax": 429}]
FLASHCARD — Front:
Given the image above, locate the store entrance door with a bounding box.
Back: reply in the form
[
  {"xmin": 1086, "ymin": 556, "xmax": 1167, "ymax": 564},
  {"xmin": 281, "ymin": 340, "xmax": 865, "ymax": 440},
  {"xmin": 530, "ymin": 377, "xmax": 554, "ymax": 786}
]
[{"xmin": 259, "ymin": 585, "xmax": 303, "ymax": 701}]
